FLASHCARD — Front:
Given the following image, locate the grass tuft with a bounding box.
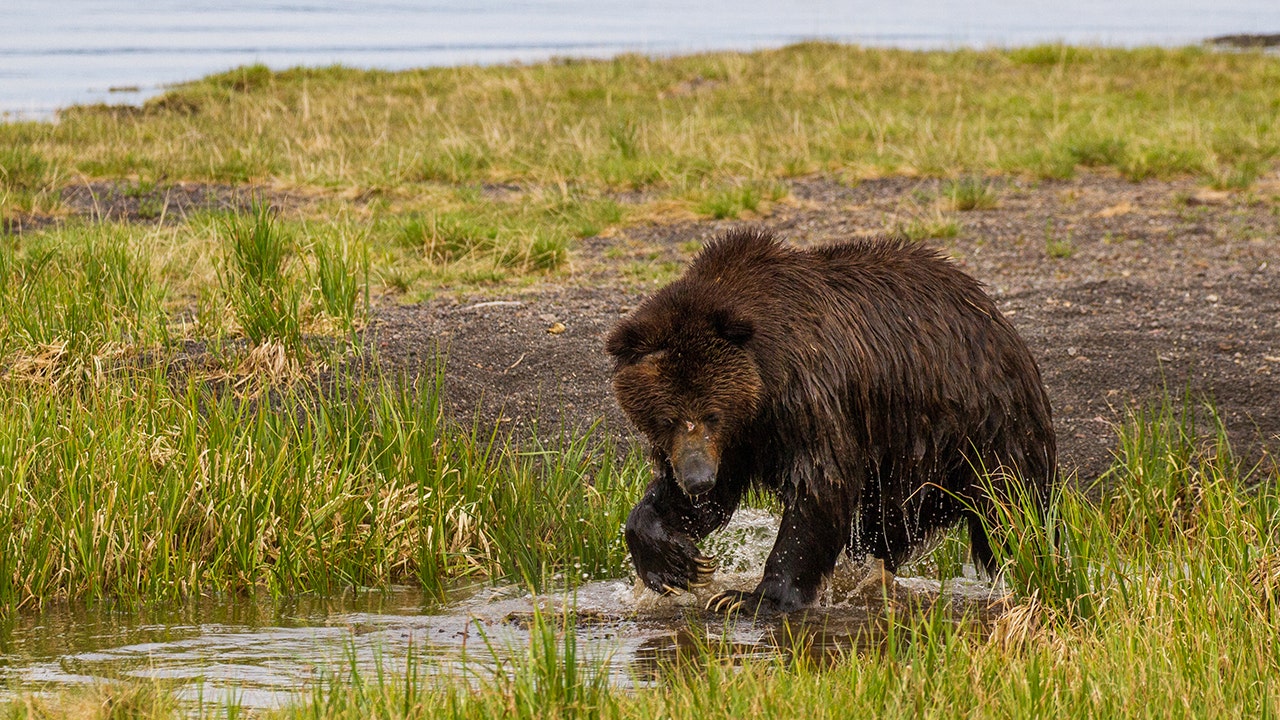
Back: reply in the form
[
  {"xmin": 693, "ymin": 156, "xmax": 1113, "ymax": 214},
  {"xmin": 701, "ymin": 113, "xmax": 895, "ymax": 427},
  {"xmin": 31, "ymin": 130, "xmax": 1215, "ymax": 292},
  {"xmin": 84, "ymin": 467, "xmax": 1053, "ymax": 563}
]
[
  {"xmin": 893, "ymin": 207, "xmax": 961, "ymax": 241},
  {"xmin": 0, "ymin": 144, "xmax": 49, "ymax": 193},
  {"xmin": 1044, "ymin": 219, "xmax": 1074, "ymax": 259},
  {"xmin": 942, "ymin": 176, "xmax": 998, "ymax": 211},
  {"xmin": 218, "ymin": 202, "xmax": 303, "ymax": 351},
  {"xmin": 0, "ymin": 227, "xmax": 168, "ymax": 379},
  {"xmin": 310, "ymin": 229, "xmax": 369, "ymax": 334},
  {"xmin": 984, "ymin": 477, "xmax": 1103, "ymax": 625},
  {"xmin": 696, "ymin": 185, "xmax": 761, "ymax": 219},
  {"xmin": 1065, "ymin": 135, "xmax": 1127, "ymax": 168}
]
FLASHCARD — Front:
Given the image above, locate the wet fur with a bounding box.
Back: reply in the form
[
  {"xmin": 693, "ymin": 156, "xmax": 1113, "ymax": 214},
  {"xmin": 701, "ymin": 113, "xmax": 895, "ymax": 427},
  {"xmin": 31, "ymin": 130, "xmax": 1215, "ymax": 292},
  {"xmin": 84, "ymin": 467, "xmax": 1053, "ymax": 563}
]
[{"xmin": 607, "ymin": 228, "xmax": 1057, "ymax": 612}]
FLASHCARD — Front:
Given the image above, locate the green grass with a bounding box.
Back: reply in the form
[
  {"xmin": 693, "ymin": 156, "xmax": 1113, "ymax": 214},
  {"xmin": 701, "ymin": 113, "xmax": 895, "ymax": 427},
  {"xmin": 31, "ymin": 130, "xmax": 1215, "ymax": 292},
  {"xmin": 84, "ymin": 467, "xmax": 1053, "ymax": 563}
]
[
  {"xmin": 0, "ymin": 224, "xmax": 170, "ymax": 381},
  {"xmin": 693, "ymin": 182, "xmax": 787, "ymax": 219},
  {"xmin": 0, "ymin": 370, "xmax": 642, "ymax": 609},
  {"xmin": 941, "ymin": 176, "xmax": 999, "ymax": 211},
  {"xmin": 392, "ymin": 190, "xmax": 615, "ymax": 273},
  {"xmin": 0, "ymin": 210, "xmax": 385, "ymax": 369},
  {"xmin": 17, "ymin": 44, "xmax": 1280, "ymax": 190},
  {"xmin": 310, "ymin": 225, "xmax": 369, "ymax": 334},
  {"xmin": 893, "ymin": 204, "xmax": 961, "ymax": 241},
  {"xmin": 218, "ymin": 202, "xmax": 304, "ymax": 351},
  {"xmin": 1044, "ymin": 219, "xmax": 1075, "ymax": 259}
]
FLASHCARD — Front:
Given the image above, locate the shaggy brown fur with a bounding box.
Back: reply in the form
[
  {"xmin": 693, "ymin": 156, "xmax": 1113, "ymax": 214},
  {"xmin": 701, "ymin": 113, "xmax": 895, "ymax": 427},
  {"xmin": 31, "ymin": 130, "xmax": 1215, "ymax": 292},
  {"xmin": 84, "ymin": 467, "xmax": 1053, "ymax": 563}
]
[{"xmin": 607, "ymin": 228, "xmax": 1057, "ymax": 613}]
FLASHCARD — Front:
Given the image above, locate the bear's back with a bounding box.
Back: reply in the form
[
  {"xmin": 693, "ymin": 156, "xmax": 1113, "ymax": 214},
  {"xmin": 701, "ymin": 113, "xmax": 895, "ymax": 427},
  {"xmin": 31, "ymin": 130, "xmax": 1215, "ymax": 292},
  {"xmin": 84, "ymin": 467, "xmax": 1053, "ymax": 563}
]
[
  {"xmin": 683, "ymin": 229, "xmax": 999, "ymax": 350},
  {"xmin": 680, "ymin": 229, "xmax": 1048, "ymax": 457}
]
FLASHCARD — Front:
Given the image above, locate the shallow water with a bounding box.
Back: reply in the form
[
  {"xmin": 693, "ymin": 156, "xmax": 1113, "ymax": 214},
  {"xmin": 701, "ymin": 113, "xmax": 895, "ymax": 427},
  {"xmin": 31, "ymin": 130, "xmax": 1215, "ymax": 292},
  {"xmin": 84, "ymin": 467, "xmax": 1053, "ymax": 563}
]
[
  {"xmin": 4, "ymin": 0, "xmax": 1279, "ymax": 119},
  {"xmin": 0, "ymin": 510, "xmax": 1006, "ymax": 711}
]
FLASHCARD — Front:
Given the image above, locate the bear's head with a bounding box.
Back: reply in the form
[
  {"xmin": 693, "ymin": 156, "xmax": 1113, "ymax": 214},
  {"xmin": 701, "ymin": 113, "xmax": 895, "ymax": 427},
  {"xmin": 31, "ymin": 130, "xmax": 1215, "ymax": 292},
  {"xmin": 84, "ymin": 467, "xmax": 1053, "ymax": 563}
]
[{"xmin": 606, "ymin": 298, "xmax": 762, "ymax": 497}]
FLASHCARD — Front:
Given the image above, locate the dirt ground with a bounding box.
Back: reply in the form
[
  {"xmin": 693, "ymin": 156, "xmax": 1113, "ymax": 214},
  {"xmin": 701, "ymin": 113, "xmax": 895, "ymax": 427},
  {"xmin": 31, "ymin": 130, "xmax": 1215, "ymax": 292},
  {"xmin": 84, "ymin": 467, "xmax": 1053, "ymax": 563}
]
[{"xmin": 372, "ymin": 175, "xmax": 1280, "ymax": 483}]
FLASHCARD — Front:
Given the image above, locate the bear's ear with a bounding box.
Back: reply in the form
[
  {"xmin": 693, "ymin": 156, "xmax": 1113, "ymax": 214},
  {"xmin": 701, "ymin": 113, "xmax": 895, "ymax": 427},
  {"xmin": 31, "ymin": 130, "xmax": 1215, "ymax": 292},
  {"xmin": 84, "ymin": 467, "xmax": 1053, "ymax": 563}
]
[
  {"xmin": 606, "ymin": 321, "xmax": 653, "ymax": 365},
  {"xmin": 710, "ymin": 308, "xmax": 754, "ymax": 346}
]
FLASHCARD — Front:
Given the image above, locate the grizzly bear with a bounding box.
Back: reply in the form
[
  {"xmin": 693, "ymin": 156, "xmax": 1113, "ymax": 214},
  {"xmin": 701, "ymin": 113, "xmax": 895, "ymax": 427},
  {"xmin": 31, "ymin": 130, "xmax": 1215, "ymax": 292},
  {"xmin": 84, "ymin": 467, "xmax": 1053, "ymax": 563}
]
[{"xmin": 606, "ymin": 228, "xmax": 1056, "ymax": 614}]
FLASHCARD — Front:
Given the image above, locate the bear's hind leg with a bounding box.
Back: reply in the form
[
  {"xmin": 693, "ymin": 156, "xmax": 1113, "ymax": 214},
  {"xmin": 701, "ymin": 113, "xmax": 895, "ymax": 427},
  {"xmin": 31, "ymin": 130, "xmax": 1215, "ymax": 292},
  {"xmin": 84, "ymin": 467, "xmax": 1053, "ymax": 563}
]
[
  {"xmin": 856, "ymin": 478, "xmax": 961, "ymax": 573},
  {"xmin": 967, "ymin": 514, "xmax": 999, "ymax": 577}
]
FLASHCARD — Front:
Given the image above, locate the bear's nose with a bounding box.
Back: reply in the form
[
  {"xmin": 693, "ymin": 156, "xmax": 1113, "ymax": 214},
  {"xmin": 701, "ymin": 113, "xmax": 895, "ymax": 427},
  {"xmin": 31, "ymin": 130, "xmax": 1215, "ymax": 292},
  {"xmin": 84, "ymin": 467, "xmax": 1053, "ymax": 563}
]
[{"xmin": 675, "ymin": 452, "xmax": 716, "ymax": 496}]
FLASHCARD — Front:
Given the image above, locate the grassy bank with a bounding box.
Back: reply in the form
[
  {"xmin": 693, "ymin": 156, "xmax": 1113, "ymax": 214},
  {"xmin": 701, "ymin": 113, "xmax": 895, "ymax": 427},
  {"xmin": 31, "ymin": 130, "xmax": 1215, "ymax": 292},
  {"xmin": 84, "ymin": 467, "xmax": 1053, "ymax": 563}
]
[
  {"xmin": 0, "ymin": 369, "xmax": 642, "ymax": 609},
  {"xmin": 5, "ymin": 401, "xmax": 1277, "ymax": 719},
  {"xmin": 4, "ymin": 44, "xmax": 1280, "ymax": 294},
  {"xmin": 10, "ymin": 45, "xmax": 1280, "ymax": 192}
]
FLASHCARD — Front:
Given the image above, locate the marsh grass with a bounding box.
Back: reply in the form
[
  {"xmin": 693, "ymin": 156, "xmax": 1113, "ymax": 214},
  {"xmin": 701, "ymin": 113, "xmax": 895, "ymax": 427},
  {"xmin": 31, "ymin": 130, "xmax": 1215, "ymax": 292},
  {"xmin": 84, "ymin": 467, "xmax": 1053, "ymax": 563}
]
[
  {"xmin": 1044, "ymin": 219, "xmax": 1075, "ymax": 259},
  {"xmin": 0, "ymin": 208, "xmax": 374, "ymax": 363},
  {"xmin": 388, "ymin": 189, "xmax": 619, "ymax": 288},
  {"xmin": 486, "ymin": 606, "xmax": 615, "ymax": 720},
  {"xmin": 892, "ymin": 204, "xmax": 961, "ymax": 241},
  {"xmin": 983, "ymin": 478, "xmax": 1103, "ymax": 624},
  {"xmin": 309, "ymin": 227, "xmax": 369, "ymax": 334},
  {"xmin": 0, "ymin": 681, "xmax": 187, "ymax": 720},
  {"xmin": 0, "ymin": 370, "xmax": 642, "ymax": 609},
  {"xmin": 0, "ymin": 145, "xmax": 49, "ymax": 213},
  {"xmin": 218, "ymin": 202, "xmax": 304, "ymax": 352},
  {"xmin": 28, "ymin": 45, "xmax": 1280, "ymax": 191},
  {"xmin": 280, "ymin": 607, "xmax": 615, "ymax": 720},
  {"xmin": 2, "ymin": 396, "xmax": 1279, "ymax": 718},
  {"xmin": 0, "ymin": 225, "xmax": 169, "ymax": 381}
]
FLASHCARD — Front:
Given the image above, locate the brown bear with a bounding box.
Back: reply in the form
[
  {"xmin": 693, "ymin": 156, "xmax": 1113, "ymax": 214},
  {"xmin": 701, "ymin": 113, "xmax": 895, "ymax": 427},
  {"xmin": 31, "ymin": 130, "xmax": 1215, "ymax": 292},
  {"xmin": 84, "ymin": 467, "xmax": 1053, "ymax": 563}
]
[{"xmin": 606, "ymin": 228, "xmax": 1056, "ymax": 614}]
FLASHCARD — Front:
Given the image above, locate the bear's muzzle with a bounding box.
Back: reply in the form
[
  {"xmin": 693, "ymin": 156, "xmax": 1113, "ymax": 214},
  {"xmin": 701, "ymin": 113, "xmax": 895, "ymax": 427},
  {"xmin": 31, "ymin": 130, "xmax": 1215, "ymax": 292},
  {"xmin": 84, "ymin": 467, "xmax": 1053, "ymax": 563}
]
[{"xmin": 674, "ymin": 451, "xmax": 717, "ymax": 496}]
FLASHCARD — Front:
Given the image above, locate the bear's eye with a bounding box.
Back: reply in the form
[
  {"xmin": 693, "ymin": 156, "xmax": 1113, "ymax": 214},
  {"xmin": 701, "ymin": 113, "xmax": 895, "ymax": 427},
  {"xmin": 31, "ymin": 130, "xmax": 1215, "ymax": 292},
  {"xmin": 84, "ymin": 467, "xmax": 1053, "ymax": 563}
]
[{"xmin": 703, "ymin": 412, "xmax": 721, "ymax": 427}]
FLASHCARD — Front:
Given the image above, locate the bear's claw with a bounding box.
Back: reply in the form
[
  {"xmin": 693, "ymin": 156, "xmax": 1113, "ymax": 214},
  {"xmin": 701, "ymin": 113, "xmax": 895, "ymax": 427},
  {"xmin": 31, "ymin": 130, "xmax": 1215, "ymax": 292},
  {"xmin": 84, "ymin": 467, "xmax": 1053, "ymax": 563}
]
[
  {"xmin": 707, "ymin": 594, "xmax": 742, "ymax": 613},
  {"xmin": 705, "ymin": 589, "xmax": 776, "ymax": 616},
  {"xmin": 635, "ymin": 546, "xmax": 718, "ymax": 596}
]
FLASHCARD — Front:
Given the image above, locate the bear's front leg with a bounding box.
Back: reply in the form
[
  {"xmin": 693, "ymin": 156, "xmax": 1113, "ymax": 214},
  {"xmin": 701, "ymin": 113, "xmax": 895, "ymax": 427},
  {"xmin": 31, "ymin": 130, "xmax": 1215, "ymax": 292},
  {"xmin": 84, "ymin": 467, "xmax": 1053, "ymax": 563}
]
[
  {"xmin": 707, "ymin": 496, "xmax": 849, "ymax": 614},
  {"xmin": 626, "ymin": 466, "xmax": 740, "ymax": 595}
]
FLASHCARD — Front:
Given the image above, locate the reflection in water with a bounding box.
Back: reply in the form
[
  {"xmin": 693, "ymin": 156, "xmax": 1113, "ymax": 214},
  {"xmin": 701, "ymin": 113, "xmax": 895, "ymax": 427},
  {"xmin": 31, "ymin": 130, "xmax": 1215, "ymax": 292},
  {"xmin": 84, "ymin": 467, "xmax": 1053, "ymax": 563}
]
[
  {"xmin": 0, "ymin": 511, "xmax": 1007, "ymax": 710},
  {"xmin": 629, "ymin": 584, "xmax": 1000, "ymax": 683}
]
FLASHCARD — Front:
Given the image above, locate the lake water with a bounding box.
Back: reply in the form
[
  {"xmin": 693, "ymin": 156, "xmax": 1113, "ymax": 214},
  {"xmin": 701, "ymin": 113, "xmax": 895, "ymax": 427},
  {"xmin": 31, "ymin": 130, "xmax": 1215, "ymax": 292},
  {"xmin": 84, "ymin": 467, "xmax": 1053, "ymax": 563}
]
[{"xmin": 3, "ymin": 0, "xmax": 1279, "ymax": 119}]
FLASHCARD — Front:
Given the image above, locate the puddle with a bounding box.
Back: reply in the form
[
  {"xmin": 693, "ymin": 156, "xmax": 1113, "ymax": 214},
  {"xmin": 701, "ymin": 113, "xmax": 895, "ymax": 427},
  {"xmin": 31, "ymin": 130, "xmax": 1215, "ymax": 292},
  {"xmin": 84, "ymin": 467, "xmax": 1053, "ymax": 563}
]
[{"xmin": 0, "ymin": 510, "xmax": 1008, "ymax": 710}]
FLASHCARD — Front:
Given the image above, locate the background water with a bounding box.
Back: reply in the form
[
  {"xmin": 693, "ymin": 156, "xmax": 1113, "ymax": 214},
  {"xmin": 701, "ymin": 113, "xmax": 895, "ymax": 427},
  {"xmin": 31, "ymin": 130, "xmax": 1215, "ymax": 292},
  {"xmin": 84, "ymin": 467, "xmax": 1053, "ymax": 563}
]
[{"xmin": 2, "ymin": 0, "xmax": 1279, "ymax": 119}]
